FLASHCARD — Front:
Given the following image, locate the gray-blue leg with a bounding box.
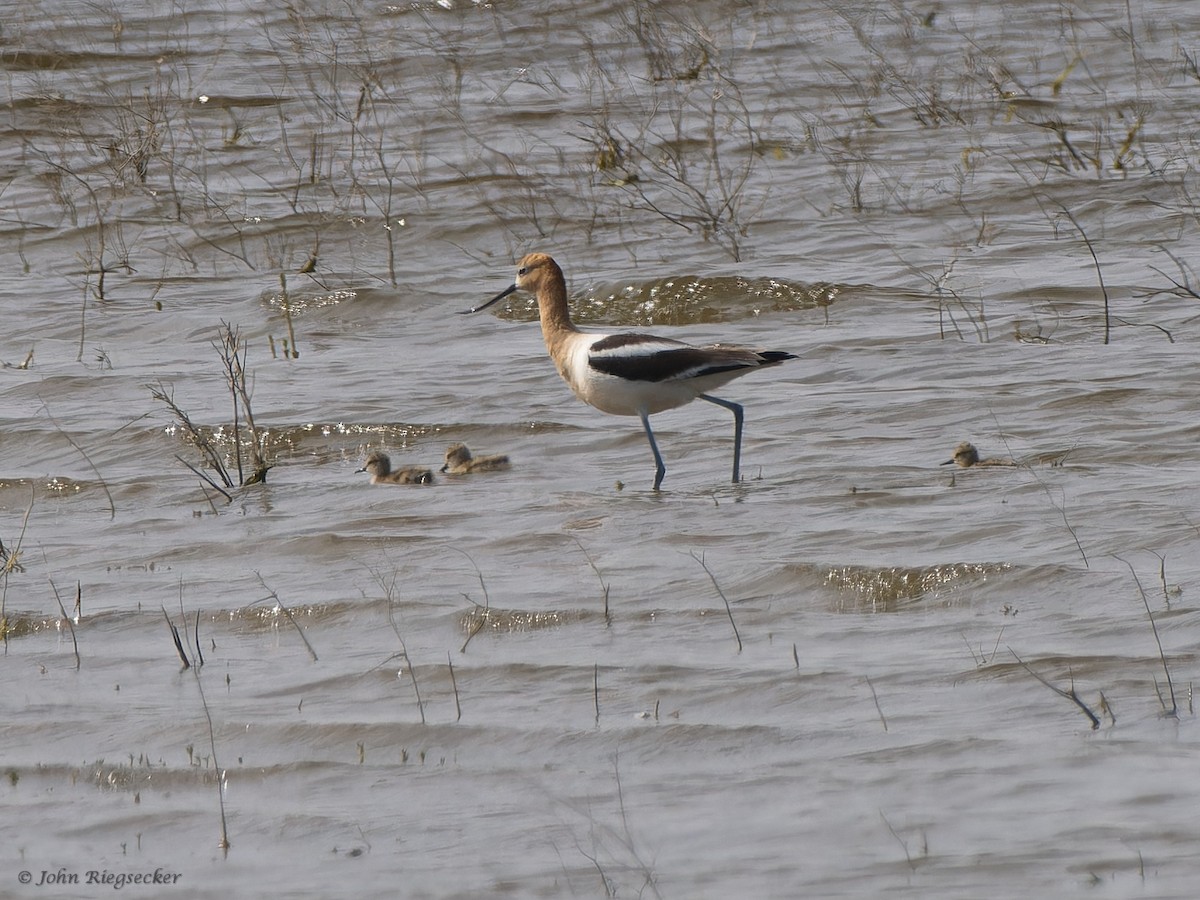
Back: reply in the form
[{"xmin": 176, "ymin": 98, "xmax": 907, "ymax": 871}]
[
  {"xmin": 639, "ymin": 410, "xmax": 667, "ymax": 490},
  {"xmin": 699, "ymin": 394, "xmax": 744, "ymax": 483}
]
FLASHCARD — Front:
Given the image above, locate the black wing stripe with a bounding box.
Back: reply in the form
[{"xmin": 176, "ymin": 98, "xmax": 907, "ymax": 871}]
[
  {"xmin": 590, "ymin": 347, "xmax": 755, "ymax": 383},
  {"xmin": 590, "ymin": 333, "xmax": 688, "ymax": 353}
]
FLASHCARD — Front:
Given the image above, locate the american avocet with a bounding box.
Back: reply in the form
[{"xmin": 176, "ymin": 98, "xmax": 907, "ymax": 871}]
[
  {"xmin": 357, "ymin": 451, "xmax": 434, "ymax": 485},
  {"xmin": 440, "ymin": 442, "xmax": 511, "ymax": 475},
  {"xmin": 941, "ymin": 441, "xmax": 1017, "ymax": 468},
  {"xmin": 461, "ymin": 252, "xmax": 797, "ymax": 490}
]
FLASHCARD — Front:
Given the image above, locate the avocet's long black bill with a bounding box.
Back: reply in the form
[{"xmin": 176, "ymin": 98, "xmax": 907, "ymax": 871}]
[
  {"xmin": 939, "ymin": 458, "xmax": 954, "ymax": 466},
  {"xmin": 459, "ymin": 282, "xmax": 518, "ymax": 315}
]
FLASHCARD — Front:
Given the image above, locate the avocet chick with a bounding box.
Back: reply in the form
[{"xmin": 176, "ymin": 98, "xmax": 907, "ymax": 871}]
[
  {"xmin": 357, "ymin": 451, "xmax": 434, "ymax": 485},
  {"xmin": 440, "ymin": 442, "xmax": 511, "ymax": 475},
  {"xmin": 941, "ymin": 441, "xmax": 1016, "ymax": 468}
]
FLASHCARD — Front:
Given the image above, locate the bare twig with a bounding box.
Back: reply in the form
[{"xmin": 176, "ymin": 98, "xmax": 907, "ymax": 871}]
[
  {"xmin": 1146, "ymin": 550, "xmax": 1173, "ymax": 608},
  {"xmin": 1050, "ymin": 200, "xmax": 1110, "ymax": 344},
  {"xmin": 49, "ymin": 579, "xmax": 81, "ymax": 670},
  {"xmin": 193, "ymin": 609, "xmax": 205, "ymax": 667},
  {"xmin": 1114, "ymin": 555, "xmax": 1177, "ymax": 716},
  {"xmin": 190, "ymin": 646, "xmax": 231, "ymax": 851},
  {"xmin": 593, "ymin": 664, "xmax": 601, "ymax": 727},
  {"xmin": 690, "ymin": 551, "xmax": 741, "ymax": 652},
  {"xmin": 1, "ymin": 487, "xmax": 35, "ymax": 647},
  {"xmin": 451, "ymin": 547, "xmax": 490, "ymax": 653},
  {"xmin": 1009, "ymin": 648, "xmax": 1100, "ymax": 729},
  {"xmin": 459, "ymin": 602, "xmax": 486, "ymax": 654},
  {"xmin": 167, "ymin": 583, "xmax": 231, "ymax": 847},
  {"xmin": 41, "ymin": 402, "xmax": 116, "ymax": 520},
  {"xmin": 174, "ymin": 455, "xmax": 233, "ymax": 503},
  {"xmin": 151, "ymin": 323, "xmax": 272, "ymax": 495},
  {"xmin": 276, "ymin": 273, "xmax": 300, "ymax": 358},
  {"xmin": 1019, "ymin": 466, "xmax": 1088, "ymax": 567},
  {"xmin": 447, "ymin": 652, "xmax": 462, "ymax": 722},
  {"xmin": 879, "ymin": 810, "xmax": 923, "ymax": 871},
  {"xmin": 1099, "ymin": 691, "xmax": 1117, "ymax": 726},
  {"xmin": 163, "ymin": 607, "xmax": 191, "ymax": 669},
  {"xmin": 1147, "ymin": 246, "xmax": 1200, "ymax": 300},
  {"xmin": 253, "ymin": 573, "xmax": 319, "ymax": 662},
  {"xmin": 151, "ymin": 381, "xmax": 234, "ymax": 488},
  {"xmin": 611, "ymin": 750, "xmax": 661, "ymax": 898},
  {"xmin": 214, "ymin": 323, "xmax": 271, "ymax": 485},
  {"xmin": 865, "ymin": 675, "xmax": 888, "ymax": 732},
  {"xmin": 572, "ymin": 537, "xmax": 611, "ymax": 626},
  {"xmin": 380, "ymin": 570, "xmax": 425, "ymax": 725}
]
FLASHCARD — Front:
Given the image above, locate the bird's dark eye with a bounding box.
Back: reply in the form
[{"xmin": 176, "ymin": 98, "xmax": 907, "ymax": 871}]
[{"xmin": 517, "ymin": 266, "xmax": 528, "ymax": 276}]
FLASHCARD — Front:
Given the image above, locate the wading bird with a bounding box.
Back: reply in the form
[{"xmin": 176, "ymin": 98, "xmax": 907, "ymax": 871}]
[{"xmin": 462, "ymin": 253, "xmax": 796, "ymax": 490}]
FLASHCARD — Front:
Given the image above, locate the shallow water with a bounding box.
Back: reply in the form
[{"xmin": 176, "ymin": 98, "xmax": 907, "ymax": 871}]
[{"xmin": 3, "ymin": 1, "xmax": 1200, "ymax": 897}]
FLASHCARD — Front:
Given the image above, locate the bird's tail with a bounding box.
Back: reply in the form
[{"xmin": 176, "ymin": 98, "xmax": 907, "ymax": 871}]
[{"xmin": 757, "ymin": 351, "xmax": 799, "ymax": 365}]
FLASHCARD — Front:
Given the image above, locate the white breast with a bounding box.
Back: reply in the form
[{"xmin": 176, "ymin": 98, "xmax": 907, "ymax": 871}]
[{"xmin": 557, "ymin": 333, "xmax": 729, "ymax": 417}]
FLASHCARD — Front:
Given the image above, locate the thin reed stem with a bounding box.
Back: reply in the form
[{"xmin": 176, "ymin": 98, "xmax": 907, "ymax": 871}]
[
  {"xmin": 1, "ymin": 486, "xmax": 35, "ymax": 649},
  {"xmin": 253, "ymin": 574, "xmax": 319, "ymax": 662},
  {"xmin": 1051, "ymin": 200, "xmax": 1110, "ymax": 344},
  {"xmin": 190, "ymin": 653, "xmax": 231, "ymax": 851},
  {"xmin": 1114, "ymin": 555, "xmax": 1177, "ymax": 716},
  {"xmin": 448, "ymin": 652, "xmax": 462, "ymax": 722},
  {"xmin": 385, "ymin": 584, "xmax": 425, "ymax": 725},
  {"xmin": 572, "ymin": 537, "xmax": 611, "ymax": 626},
  {"xmin": 49, "ymin": 579, "xmax": 81, "ymax": 670},
  {"xmin": 865, "ymin": 675, "xmax": 888, "ymax": 732},
  {"xmin": 163, "ymin": 607, "xmax": 191, "ymax": 669},
  {"xmin": 41, "ymin": 402, "xmax": 115, "ymax": 520},
  {"xmin": 690, "ymin": 551, "xmax": 741, "ymax": 652},
  {"xmin": 1009, "ymin": 648, "xmax": 1100, "ymax": 729}
]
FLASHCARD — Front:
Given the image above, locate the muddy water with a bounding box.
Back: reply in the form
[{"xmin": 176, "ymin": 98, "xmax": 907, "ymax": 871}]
[{"xmin": 3, "ymin": 1, "xmax": 1200, "ymax": 897}]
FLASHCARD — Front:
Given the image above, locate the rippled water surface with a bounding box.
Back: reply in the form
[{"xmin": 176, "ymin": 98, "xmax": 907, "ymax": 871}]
[{"xmin": 4, "ymin": 1, "xmax": 1200, "ymax": 897}]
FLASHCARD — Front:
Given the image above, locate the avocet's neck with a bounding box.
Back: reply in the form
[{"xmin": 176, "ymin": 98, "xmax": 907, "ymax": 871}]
[
  {"xmin": 533, "ymin": 268, "xmax": 582, "ymax": 368},
  {"xmin": 512, "ymin": 252, "xmax": 587, "ymax": 377}
]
